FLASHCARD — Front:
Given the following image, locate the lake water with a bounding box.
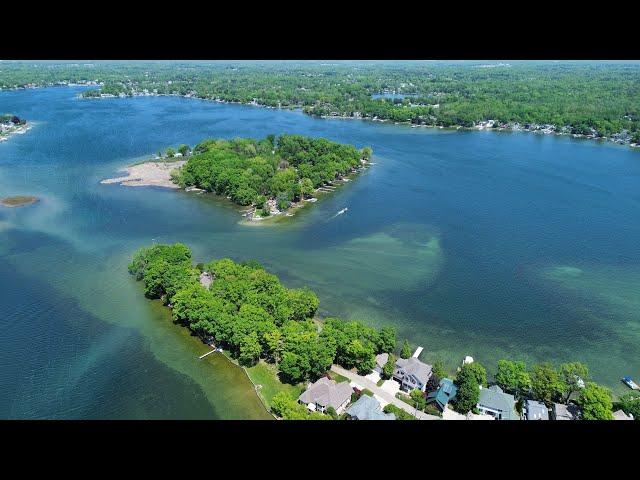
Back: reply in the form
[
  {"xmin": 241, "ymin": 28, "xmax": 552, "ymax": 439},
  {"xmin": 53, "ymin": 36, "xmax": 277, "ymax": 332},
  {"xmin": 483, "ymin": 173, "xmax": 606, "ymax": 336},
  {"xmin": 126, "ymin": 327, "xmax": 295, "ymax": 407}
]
[{"xmin": 1, "ymin": 87, "xmax": 639, "ymax": 418}]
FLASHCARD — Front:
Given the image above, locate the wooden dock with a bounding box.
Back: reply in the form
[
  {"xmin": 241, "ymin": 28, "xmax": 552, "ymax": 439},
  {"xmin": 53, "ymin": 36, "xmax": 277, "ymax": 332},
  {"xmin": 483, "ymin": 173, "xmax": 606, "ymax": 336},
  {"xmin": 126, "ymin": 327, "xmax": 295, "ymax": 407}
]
[
  {"xmin": 199, "ymin": 349, "xmax": 217, "ymax": 359},
  {"xmin": 412, "ymin": 346, "xmax": 424, "ymax": 358}
]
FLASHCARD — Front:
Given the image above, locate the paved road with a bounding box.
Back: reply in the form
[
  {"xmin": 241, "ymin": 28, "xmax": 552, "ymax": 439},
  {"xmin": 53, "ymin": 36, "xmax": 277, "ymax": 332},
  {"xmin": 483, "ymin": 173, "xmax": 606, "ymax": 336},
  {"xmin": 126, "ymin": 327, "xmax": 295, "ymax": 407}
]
[{"xmin": 330, "ymin": 365, "xmax": 440, "ymax": 420}]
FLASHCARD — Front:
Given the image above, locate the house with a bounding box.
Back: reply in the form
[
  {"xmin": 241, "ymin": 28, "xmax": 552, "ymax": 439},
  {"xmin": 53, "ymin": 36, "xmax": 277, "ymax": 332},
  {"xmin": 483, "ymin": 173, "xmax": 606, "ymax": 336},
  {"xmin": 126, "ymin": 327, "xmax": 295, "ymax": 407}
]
[
  {"xmin": 374, "ymin": 353, "xmax": 388, "ymax": 374},
  {"xmin": 426, "ymin": 378, "xmax": 458, "ymax": 412},
  {"xmin": 613, "ymin": 409, "xmax": 634, "ymax": 421},
  {"xmin": 552, "ymin": 402, "xmax": 580, "ymax": 420},
  {"xmin": 346, "ymin": 394, "xmax": 395, "ymax": 420},
  {"xmin": 476, "ymin": 385, "xmax": 519, "ymax": 420},
  {"xmin": 298, "ymin": 377, "xmax": 353, "ymax": 414},
  {"xmin": 523, "ymin": 399, "xmax": 549, "ymax": 420},
  {"xmin": 393, "ymin": 357, "xmax": 433, "ymax": 392}
]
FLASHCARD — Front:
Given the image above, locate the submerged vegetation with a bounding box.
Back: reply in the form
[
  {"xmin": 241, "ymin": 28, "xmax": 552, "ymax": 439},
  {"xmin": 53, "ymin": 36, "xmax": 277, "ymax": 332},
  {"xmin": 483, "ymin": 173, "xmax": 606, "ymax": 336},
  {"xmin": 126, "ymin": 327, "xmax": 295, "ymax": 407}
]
[
  {"xmin": 128, "ymin": 243, "xmax": 396, "ymax": 395},
  {"xmin": 171, "ymin": 135, "xmax": 371, "ymax": 213},
  {"xmin": 2, "ymin": 60, "xmax": 639, "ymax": 144}
]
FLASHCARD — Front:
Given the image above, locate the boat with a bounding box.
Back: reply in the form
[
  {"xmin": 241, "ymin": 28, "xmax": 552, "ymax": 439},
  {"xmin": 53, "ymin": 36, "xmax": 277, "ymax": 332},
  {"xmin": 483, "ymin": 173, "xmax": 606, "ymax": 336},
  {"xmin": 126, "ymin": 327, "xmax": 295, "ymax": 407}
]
[
  {"xmin": 337, "ymin": 207, "xmax": 348, "ymax": 215},
  {"xmin": 622, "ymin": 376, "xmax": 640, "ymax": 390}
]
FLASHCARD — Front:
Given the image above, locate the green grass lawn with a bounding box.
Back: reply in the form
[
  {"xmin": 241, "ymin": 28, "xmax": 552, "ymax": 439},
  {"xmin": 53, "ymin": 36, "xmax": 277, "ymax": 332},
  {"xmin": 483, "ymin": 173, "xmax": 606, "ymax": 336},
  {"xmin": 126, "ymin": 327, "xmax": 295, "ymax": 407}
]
[
  {"xmin": 377, "ymin": 378, "xmax": 385, "ymax": 386},
  {"xmin": 328, "ymin": 372, "xmax": 349, "ymax": 383},
  {"xmin": 245, "ymin": 360, "xmax": 304, "ymax": 411}
]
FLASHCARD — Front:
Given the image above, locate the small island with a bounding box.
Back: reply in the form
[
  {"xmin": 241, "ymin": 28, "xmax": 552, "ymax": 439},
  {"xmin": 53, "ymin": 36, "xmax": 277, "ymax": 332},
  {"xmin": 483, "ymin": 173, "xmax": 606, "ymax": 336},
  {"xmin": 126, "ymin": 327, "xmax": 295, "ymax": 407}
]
[
  {"xmin": 0, "ymin": 114, "xmax": 29, "ymax": 142},
  {"xmin": 102, "ymin": 135, "xmax": 371, "ymax": 220},
  {"xmin": 1, "ymin": 195, "xmax": 39, "ymax": 208}
]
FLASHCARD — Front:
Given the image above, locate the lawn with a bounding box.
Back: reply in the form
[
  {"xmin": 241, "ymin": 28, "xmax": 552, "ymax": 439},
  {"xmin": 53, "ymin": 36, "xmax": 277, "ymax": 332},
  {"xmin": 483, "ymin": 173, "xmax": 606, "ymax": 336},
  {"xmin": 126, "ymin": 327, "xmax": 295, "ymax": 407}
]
[
  {"xmin": 327, "ymin": 372, "xmax": 349, "ymax": 384},
  {"xmin": 245, "ymin": 360, "xmax": 304, "ymax": 411}
]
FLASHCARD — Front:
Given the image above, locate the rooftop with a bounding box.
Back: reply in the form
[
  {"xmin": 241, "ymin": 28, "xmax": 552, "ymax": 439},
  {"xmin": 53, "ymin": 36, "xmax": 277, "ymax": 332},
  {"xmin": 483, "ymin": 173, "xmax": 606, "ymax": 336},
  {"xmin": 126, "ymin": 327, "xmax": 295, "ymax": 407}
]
[
  {"xmin": 299, "ymin": 377, "xmax": 353, "ymax": 410},
  {"xmin": 478, "ymin": 385, "xmax": 519, "ymax": 420},
  {"xmin": 346, "ymin": 395, "xmax": 395, "ymax": 420},
  {"xmin": 395, "ymin": 357, "xmax": 433, "ymax": 384}
]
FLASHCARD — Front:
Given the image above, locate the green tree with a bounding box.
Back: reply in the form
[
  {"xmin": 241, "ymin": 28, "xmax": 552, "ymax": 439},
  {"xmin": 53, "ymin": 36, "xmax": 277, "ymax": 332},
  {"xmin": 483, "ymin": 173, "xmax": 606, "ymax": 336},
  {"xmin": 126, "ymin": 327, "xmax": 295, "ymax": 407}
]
[
  {"xmin": 432, "ymin": 360, "xmax": 446, "ymax": 380},
  {"xmin": 578, "ymin": 382, "xmax": 613, "ymax": 420},
  {"xmin": 454, "ymin": 374, "xmax": 479, "ymax": 414},
  {"xmin": 166, "ymin": 147, "xmax": 176, "ymax": 158},
  {"xmin": 400, "ymin": 339, "xmax": 411, "ymax": 359},
  {"xmin": 495, "ymin": 360, "xmax": 531, "ymax": 397},
  {"xmin": 559, "ymin": 362, "xmax": 589, "ymax": 403},
  {"xmin": 263, "ymin": 329, "xmax": 284, "ymax": 365},
  {"xmin": 239, "ymin": 331, "xmax": 262, "ymax": 366},
  {"xmin": 382, "ymin": 354, "xmax": 396, "ymax": 380},
  {"xmin": 616, "ymin": 392, "xmax": 640, "ymax": 420},
  {"xmin": 178, "ymin": 144, "xmax": 190, "ymax": 156},
  {"xmin": 530, "ymin": 363, "xmax": 565, "ymax": 405},
  {"xmin": 458, "ymin": 362, "xmax": 487, "ymax": 388},
  {"xmin": 410, "ymin": 389, "xmax": 426, "ymax": 411},
  {"xmin": 377, "ymin": 326, "xmax": 396, "ymax": 354}
]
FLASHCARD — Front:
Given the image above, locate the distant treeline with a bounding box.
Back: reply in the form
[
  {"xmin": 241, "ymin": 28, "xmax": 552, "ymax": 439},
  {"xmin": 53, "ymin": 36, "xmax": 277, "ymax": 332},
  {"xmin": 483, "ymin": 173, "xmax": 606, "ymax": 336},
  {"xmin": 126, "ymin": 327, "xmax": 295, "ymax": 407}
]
[{"xmin": 2, "ymin": 61, "xmax": 639, "ymax": 141}]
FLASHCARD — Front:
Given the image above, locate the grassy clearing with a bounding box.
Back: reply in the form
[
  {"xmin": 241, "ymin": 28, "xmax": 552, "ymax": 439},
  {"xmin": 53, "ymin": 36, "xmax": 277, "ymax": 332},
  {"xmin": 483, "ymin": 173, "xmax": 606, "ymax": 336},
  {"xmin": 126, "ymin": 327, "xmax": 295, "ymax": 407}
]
[{"xmin": 245, "ymin": 360, "xmax": 304, "ymax": 411}]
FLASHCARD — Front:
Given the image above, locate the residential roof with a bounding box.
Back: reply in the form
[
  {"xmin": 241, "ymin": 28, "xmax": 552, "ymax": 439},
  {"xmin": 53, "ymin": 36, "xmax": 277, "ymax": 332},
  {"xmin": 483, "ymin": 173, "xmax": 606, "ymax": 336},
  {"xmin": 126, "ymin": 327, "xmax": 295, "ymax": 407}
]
[
  {"xmin": 552, "ymin": 402, "xmax": 580, "ymax": 420},
  {"xmin": 525, "ymin": 399, "xmax": 549, "ymax": 420},
  {"xmin": 613, "ymin": 409, "xmax": 634, "ymax": 421},
  {"xmin": 395, "ymin": 357, "xmax": 433, "ymax": 385},
  {"xmin": 346, "ymin": 394, "xmax": 395, "ymax": 420},
  {"xmin": 298, "ymin": 377, "xmax": 353, "ymax": 410},
  {"xmin": 375, "ymin": 353, "xmax": 389, "ymax": 369},
  {"xmin": 427, "ymin": 378, "xmax": 458, "ymax": 409},
  {"xmin": 478, "ymin": 385, "xmax": 519, "ymax": 420}
]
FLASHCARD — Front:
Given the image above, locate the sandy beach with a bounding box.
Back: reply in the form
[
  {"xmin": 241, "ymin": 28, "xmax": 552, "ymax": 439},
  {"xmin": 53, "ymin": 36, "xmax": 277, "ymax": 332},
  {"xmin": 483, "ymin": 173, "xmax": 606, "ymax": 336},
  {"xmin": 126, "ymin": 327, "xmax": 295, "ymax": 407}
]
[{"xmin": 101, "ymin": 160, "xmax": 185, "ymax": 188}]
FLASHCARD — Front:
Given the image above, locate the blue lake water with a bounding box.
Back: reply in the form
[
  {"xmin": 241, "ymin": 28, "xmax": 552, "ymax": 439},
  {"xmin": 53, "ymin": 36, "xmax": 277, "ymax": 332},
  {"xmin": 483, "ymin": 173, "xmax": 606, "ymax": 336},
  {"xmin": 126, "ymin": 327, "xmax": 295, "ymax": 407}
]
[{"xmin": 1, "ymin": 86, "xmax": 639, "ymax": 418}]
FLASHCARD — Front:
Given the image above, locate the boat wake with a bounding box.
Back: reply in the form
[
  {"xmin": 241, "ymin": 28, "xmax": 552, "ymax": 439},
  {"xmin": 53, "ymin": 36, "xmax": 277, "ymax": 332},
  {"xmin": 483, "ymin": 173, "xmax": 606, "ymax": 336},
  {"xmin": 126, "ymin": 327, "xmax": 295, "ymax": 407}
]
[{"xmin": 329, "ymin": 207, "xmax": 348, "ymax": 219}]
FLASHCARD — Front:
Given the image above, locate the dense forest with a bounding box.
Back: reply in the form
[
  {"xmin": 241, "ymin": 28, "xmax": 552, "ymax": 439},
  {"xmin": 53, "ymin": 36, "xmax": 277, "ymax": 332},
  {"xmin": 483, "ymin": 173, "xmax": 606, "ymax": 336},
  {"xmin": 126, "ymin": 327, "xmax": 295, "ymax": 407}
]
[
  {"xmin": 128, "ymin": 243, "xmax": 397, "ymax": 387},
  {"xmin": 2, "ymin": 61, "xmax": 639, "ymax": 143},
  {"xmin": 172, "ymin": 135, "xmax": 371, "ymax": 213}
]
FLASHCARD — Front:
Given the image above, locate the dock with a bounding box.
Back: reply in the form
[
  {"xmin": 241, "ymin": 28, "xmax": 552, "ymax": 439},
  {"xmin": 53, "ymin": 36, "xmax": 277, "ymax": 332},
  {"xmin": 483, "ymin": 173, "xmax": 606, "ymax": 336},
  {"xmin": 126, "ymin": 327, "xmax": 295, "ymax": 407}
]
[
  {"xmin": 199, "ymin": 349, "xmax": 217, "ymax": 359},
  {"xmin": 412, "ymin": 346, "xmax": 424, "ymax": 358}
]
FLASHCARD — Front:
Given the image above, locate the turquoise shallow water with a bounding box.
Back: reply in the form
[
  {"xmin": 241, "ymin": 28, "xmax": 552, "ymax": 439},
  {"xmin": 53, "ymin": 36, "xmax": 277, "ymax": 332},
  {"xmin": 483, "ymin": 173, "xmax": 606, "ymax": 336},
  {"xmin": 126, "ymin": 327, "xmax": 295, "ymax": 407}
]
[{"xmin": 1, "ymin": 86, "xmax": 640, "ymax": 418}]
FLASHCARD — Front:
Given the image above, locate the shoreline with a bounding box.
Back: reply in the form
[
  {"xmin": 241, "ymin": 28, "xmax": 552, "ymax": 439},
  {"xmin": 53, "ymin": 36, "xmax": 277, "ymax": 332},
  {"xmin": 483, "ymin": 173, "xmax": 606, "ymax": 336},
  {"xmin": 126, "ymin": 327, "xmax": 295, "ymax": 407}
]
[
  {"xmin": 3, "ymin": 83, "xmax": 638, "ymax": 149},
  {"xmin": 100, "ymin": 160, "xmax": 185, "ymax": 188},
  {"xmin": 0, "ymin": 121, "xmax": 32, "ymax": 143}
]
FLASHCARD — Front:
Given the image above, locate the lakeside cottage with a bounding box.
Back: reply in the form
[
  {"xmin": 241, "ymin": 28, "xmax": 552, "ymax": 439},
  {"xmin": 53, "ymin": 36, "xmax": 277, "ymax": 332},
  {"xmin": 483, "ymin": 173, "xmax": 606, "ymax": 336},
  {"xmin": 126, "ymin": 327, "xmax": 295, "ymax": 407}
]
[
  {"xmin": 393, "ymin": 357, "xmax": 433, "ymax": 392},
  {"xmin": 298, "ymin": 377, "xmax": 353, "ymax": 414},
  {"xmin": 426, "ymin": 378, "xmax": 458, "ymax": 412},
  {"xmin": 476, "ymin": 385, "xmax": 519, "ymax": 420},
  {"xmin": 523, "ymin": 399, "xmax": 549, "ymax": 420},
  {"xmin": 346, "ymin": 395, "xmax": 395, "ymax": 420}
]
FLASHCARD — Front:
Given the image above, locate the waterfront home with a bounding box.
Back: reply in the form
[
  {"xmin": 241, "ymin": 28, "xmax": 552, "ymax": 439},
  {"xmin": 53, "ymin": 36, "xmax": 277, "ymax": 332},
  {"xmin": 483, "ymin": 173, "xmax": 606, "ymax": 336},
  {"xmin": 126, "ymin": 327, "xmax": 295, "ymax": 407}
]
[
  {"xmin": 426, "ymin": 378, "xmax": 458, "ymax": 412},
  {"xmin": 346, "ymin": 394, "xmax": 395, "ymax": 420},
  {"xmin": 298, "ymin": 377, "xmax": 353, "ymax": 414},
  {"xmin": 612, "ymin": 409, "xmax": 634, "ymax": 421},
  {"xmin": 374, "ymin": 353, "xmax": 388, "ymax": 374},
  {"xmin": 393, "ymin": 357, "xmax": 433, "ymax": 392},
  {"xmin": 476, "ymin": 385, "xmax": 519, "ymax": 420},
  {"xmin": 552, "ymin": 402, "xmax": 580, "ymax": 421},
  {"xmin": 523, "ymin": 399, "xmax": 549, "ymax": 420}
]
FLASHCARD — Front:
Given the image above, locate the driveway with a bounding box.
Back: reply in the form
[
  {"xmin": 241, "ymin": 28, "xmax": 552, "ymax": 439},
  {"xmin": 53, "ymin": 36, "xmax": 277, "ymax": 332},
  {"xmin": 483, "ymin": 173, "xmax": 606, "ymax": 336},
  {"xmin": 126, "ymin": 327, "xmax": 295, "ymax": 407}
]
[{"xmin": 330, "ymin": 365, "xmax": 439, "ymax": 420}]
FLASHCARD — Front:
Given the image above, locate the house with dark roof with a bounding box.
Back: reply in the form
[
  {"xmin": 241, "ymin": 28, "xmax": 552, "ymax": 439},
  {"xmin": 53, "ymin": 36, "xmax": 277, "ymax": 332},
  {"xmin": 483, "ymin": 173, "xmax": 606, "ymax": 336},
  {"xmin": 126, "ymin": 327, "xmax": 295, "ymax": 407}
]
[
  {"xmin": 346, "ymin": 394, "xmax": 395, "ymax": 420},
  {"xmin": 393, "ymin": 357, "xmax": 433, "ymax": 392},
  {"xmin": 426, "ymin": 378, "xmax": 458, "ymax": 412},
  {"xmin": 523, "ymin": 399, "xmax": 549, "ymax": 420},
  {"xmin": 298, "ymin": 377, "xmax": 353, "ymax": 414},
  {"xmin": 552, "ymin": 402, "xmax": 580, "ymax": 420},
  {"xmin": 476, "ymin": 385, "xmax": 519, "ymax": 420}
]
